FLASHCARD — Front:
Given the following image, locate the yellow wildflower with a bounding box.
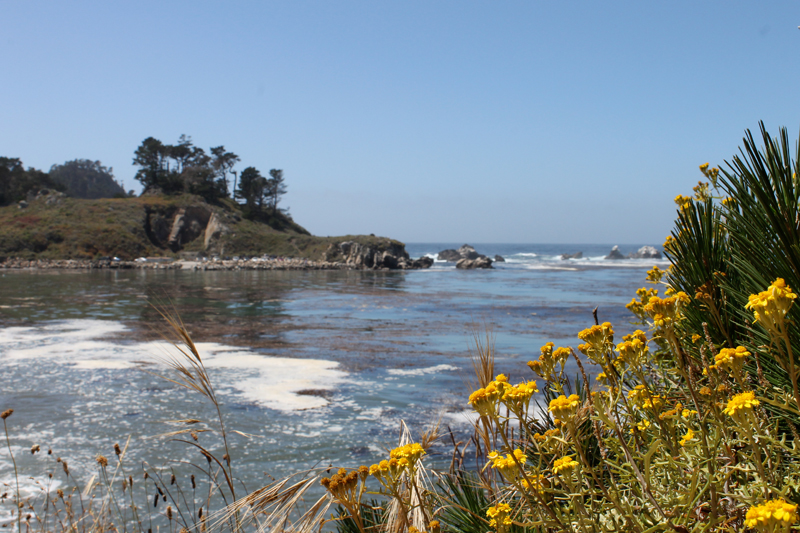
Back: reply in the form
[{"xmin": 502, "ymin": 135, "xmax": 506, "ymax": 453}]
[
  {"xmin": 745, "ymin": 499, "xmax": 798, "ymax": 532},
  {"xmin": 486, "ymin": 503, "xmax": 513, "ymax": 530},
  {"xmin": 691, "ymin": 334, "xmax": 702, "ymax": 343},
  {"xmin": 699, "ymin": 163, "xmax": 710, "ymax": 173},
  {"xmin": 643, "ymin": 292, "xmax": 690, "ymax": 329},
  {"xmin": 627, "ymin": 385, "xmax": 652, "ymax": 407},
  {"xmin": 745, "ymin": 278, "xmax": 797, "ymax": 335},
  {"xmin": 674, "ymin": 194, "xmax": 693, "ymax": 209},
  {"xmin": 520, "ymin": 474, "xmax": 547, "ymax": 493},
  {"xmin": 489, "ymin": 449, "xmax": 527, "ymax": 481},
  {"xmin": 501, "ymin": 380, "xmax": 539, "ymax": 414},
  {"xmin": 552, "ymin": 455, "xmax": 579, "ymax": 476},
  {"xmin": 390, "ymin": 442, "xmax": 425, "ymax": 466},
  {"xmin": 616, "ymin": 330, "xmax": 649, "ymax": 371},
  {"xmin": 548, "ymin": 394, "xmax": 581, "ymax": 423},
  {"xmin": 714, "ymin": 346, "xmax": 751, "ymax": 377},
  {"xmin": 724, "ymin": 391, "xmax": 760, "ymax": 426},
  {"xmin": 679, "ymin": 428, "xmax": 695, "ymax": 447},
  {"xmin": 527, "ymin": 342, "xmax": 570, "ymax": 381},
  {"xmin": 468, "ymin": 375, "xmax": 510, "ymax": 416},
  {"xmin": 646, "ymin": 265, "xmax": 665, "ymax": 284},
  {"xmin": 577, "ymin": 322, "xmax": 614, "ymax": 365}
]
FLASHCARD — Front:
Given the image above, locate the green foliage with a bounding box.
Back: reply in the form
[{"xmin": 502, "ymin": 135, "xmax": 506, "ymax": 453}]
[
  {"xmin": 0, "ymin": 157, "xmax": 64, "ymax": 206},
  {"xmin": 665, "ymin": 122, "xmax": 800, "ymax": 417},
  {"xmin": 132, "ymin": 135, "xmax": 233, "ymax": 202},
  {"xmin": 49, "ymin": 159, "xmax": 126, "ymax": 199}
]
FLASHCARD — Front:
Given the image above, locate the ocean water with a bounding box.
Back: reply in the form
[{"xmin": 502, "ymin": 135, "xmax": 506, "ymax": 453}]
[{"xmin": 0, "ymin": 243, "xmax": 666, "ymax": 520}]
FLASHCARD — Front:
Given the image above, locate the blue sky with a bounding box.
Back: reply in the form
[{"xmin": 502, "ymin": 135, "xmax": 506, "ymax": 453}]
[{"xmin": 2, "ymin": 1, "xmax": 799, "ymax": 243}]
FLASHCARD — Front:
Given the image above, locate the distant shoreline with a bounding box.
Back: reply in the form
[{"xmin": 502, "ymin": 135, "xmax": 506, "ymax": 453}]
[{"xmin": 0, "ymin": 257, "xmax": 356, "ymax": 271}]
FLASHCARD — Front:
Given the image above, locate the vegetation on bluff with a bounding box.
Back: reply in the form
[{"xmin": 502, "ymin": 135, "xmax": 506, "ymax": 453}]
[{"xmin": 0, "ymin": 136, "xmax": 397, "ymax": 262}]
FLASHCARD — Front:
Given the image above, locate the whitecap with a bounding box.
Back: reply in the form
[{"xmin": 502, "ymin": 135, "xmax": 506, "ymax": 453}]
[{"xmin": 387, "ymin": 364, "xmax": 458, "ymax": 376}]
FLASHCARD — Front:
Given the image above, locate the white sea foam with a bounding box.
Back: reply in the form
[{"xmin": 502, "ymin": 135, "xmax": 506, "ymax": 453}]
[
  {"xmin": 387, "ymin": 364, "xmax": 458, "ymax": 376},
  {"xmin": 0, "ymin": 319, "xmax": 346, "ymax": 412}
]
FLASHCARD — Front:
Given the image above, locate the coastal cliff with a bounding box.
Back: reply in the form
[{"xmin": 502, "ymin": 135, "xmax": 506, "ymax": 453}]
[{"xmin": 0, "ymin": 192, "xmax": 423, "ymax": 269}]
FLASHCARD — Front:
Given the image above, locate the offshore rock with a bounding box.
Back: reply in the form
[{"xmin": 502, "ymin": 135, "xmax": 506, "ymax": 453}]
[
  {"xmin": 456, "ymin": 256, "xmax": 493, "ymax": 269},
  {"xmin": 438, "ymin": 244, "xmax": 484, "ymax": 262},
  {"xmin": 561, "ymin": 251, "xmax": 583, "ymax": 260},
  {"xmin": 494, "ymin": 255, "xmax": 505, "ymax": 262},
  {"xmin": 437, "ymin": 249, "xmax": 461, "ymax": 262},
  {"xmin": 605, "ymin": 246, "xmax": 625, "ymax": 260},
  {"xmin": 628, "ymin": 246, "xmax": 662, "ymax": 259},
  {"xmin": 323, "ymin": 240, "xmax": 431, "ymax": 270}
]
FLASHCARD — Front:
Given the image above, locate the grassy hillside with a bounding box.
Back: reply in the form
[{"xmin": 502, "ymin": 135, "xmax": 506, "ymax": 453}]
[{"xmin": 0, "ymin": 193, "xmax": 403, "ymax": 261}]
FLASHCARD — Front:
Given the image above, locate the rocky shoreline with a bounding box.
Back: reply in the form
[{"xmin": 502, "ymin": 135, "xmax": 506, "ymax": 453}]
[{"xmin": 0, "ymin": 257, "xmax": 357, "ymax": 271}]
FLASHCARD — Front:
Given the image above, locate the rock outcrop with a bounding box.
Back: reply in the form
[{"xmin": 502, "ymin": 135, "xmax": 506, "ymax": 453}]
[
  {"xmin": 438, "ymin": 244, "xmax": 488, "ymax": 262},
  {"xmin": 323, "ymin": 241, "xmax": 431, "ymax": 270},
  {"xmin": 438, "ymin": 249, "xmax": 462, "ymax": 262},
  {"xmin": 605, "ymin": 246, "xmax": 625, "ymax": 260},
  {"xmin": 456, "ymin": 256, "xmax": 493, "ymax": 269},
  {"xmin": 561, "ymin": 252, "xmax": 583, "ymax": 260},
  {"xmin": 168, "ymin": 206, "xmax": 212, "ymax": 251},
  {"xmin": 494, "ymin": 255, "xmax": 505, "ymax": 262},
  {"xmin": 627, "ymin": 246, "xmax": 662, "ymax": 259}
]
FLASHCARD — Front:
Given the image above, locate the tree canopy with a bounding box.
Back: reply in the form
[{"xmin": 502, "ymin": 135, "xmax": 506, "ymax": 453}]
[
  {"xmin": 0, "ymin": 157, "xmax": 64, "ymax": 207},
  {"xmin": 49, "ymin": 159, "xmax": 126, "ymax": 199},
  {"xmin": 133, "ymin": 135, "xmax": 288, "ymax": 216}
]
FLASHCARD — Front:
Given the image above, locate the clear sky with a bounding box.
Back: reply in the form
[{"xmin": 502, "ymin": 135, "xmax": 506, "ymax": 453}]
[{"xmin": 2, "ymin": 1, "xmax": 799, "ymax": 244}]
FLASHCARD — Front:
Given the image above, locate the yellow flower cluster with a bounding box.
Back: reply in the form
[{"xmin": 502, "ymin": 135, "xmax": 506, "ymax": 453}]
[
  {"xmin": 745, "ymin": 499, "xmax": 798, "ymax": 532},
  {"xmin": 615, "ymin": 330, "xmax": 649, "ymax": 371},
  {"xmin": 679, "ymin": 428, "xmax": 695, "ymax": 447},
  {"xmin": 577, "ymin": 322, "xmax": 615, "ymax": 366},
  {"xmin": 321, "ymin": 467, "xmax": 364, "ymax": 501},
  {"xmin": 693, "ymin": 181, "xmax": 710, "ymax": 201},
  {"xmin": 626, "ymin": 287, "xmax": 659, "ymax": 320},
  {"xmin": 390, "ymin": 442, "xmax": 425, "ymax": 464},
  {"xmin": 528, "ymin": 342, "xmax": 570, "ymax": 381},
  {"xmin": 674, "ymin": 194, "xmax": 693, "ymax": 211},
  {"xmin": 745, "ymin": 278, "xmax": 797, "ymax": 335},
  {"xmin": 368, "ymin": 442, "xmax": 426, "ymax": 484},
  {"xmin": 713, "ymin": 346, "xmax": 751, "ymax": 376},
  {"xmin": 468, "ymin": 377, "xmax": 505, "ymax": 416},
  {"xmin": 699, "ymin": 162, "xmax": 720, "ymax": 185},
  {"xmin": 646, "ymin": 265, "xmax": 665, "ymax": 284},
  {"xmin": 520, "ymin": 473, "xmax": 547, "ymax": 493},
  {"xmin": 489, "ymin": 449, "xmax": 527, "ymax": 481},
  {"xmin": 723, "ymin": 391, "xmax": 760, "ymax": 426},
  {"xmin": 469, "ymin": 374, "xmax": 538, "ymax": 416},
  {"xmin": 548, "ymin": 394, "xmax": 581, "ymax": 423},
  {"xmin": 552, "ymin": 455, "xmax": 579, "ymax": 476},
  {"xmin": 643, "ymin": 292, "xmax": 690, "ymax": 328},
  {"xmin": 486, "ymin": 502, "xmax": 513, "ymax": 529},
  {"xmin": 501, "ymin": 380, "xmax": 539, "ymax": 414}
]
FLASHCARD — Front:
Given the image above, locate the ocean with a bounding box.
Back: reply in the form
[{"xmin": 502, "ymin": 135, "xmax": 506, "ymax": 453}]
[{"xmin": 0, "ymin": 243, "xmax": 667, "ymax": 518}]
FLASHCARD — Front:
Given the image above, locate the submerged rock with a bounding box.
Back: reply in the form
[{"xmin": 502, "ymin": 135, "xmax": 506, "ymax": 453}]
[
  {"xmin": 605, "ymin": 246, "xmax": 625, "ymax": 260},
  {"xmin": 561, "ymin": 252, "xmax": 583, "ymax": 260},
  {"xmin": 628, "ymin": 246, "xmax": 662, "ymax": 259}
]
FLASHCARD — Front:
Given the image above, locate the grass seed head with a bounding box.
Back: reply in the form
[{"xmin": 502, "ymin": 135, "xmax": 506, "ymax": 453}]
[{"xmin": 0, "ymin": 409, "xmax": 12, "ymax": 420}]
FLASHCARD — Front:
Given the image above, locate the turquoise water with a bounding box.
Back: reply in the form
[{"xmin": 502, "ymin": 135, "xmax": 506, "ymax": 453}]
[{"xmin": 0, "ymin": 243, "xmax": 664, "ymax": 522}]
